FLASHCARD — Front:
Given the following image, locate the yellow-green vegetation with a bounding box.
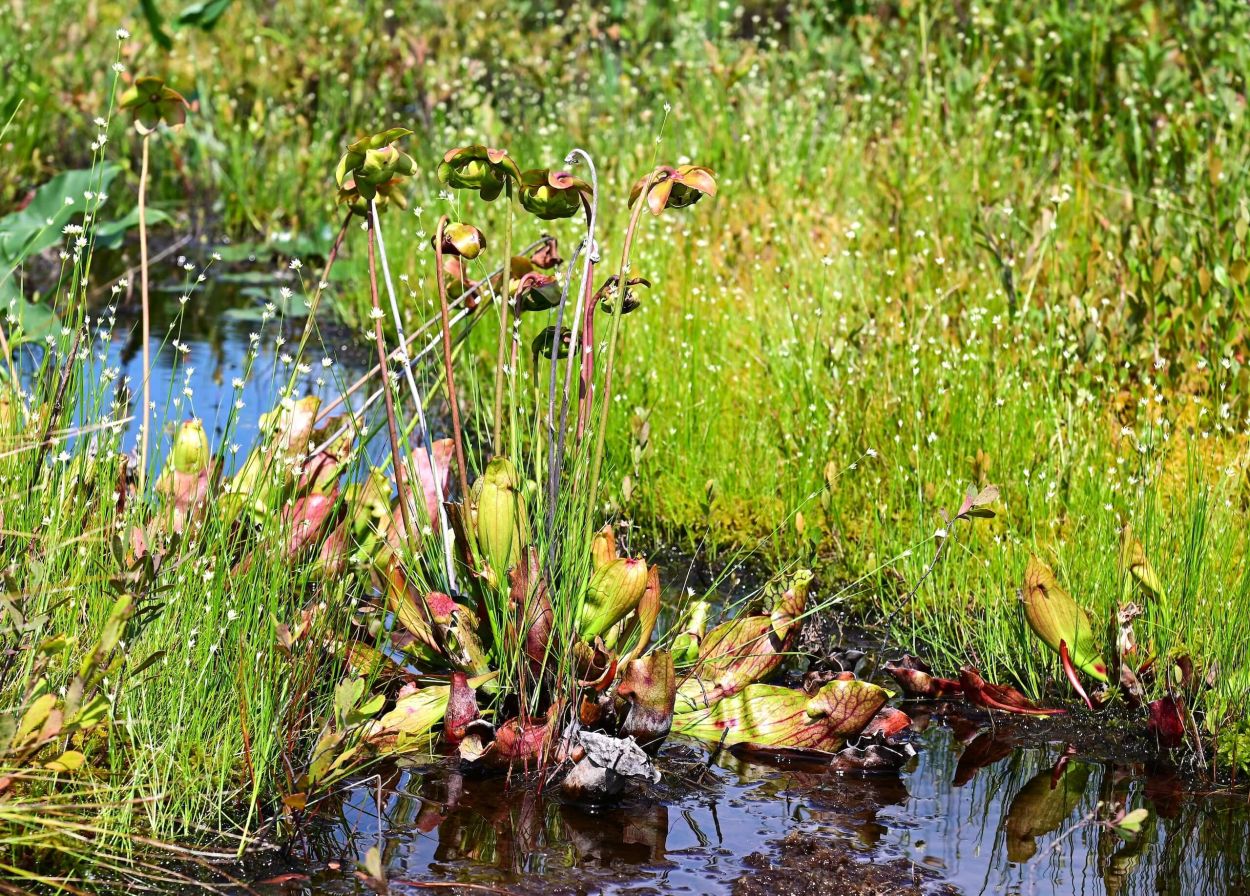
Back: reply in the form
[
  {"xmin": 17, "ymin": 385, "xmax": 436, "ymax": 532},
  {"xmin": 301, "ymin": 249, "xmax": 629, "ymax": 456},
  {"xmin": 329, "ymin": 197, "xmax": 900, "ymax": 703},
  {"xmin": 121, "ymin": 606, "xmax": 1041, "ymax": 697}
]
[{"xmin": 3, "ymin": 0, "xmax": 1250, "ymax": 887}]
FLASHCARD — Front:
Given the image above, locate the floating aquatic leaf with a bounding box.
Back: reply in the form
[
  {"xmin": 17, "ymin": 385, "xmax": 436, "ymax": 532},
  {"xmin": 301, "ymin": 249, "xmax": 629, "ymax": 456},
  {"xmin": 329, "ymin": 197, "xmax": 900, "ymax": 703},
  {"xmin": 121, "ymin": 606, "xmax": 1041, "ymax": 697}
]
[{"xmin": 1022, "ymin": 557, "xmax": 1109, "ymax": 682}]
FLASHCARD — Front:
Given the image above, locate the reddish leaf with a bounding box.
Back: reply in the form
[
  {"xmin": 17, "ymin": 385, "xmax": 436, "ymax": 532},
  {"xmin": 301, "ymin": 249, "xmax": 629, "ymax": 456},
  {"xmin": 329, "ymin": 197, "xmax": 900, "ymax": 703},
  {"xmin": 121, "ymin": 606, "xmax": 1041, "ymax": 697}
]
[
  {"xmin": 861, "ymin": 706, "xmax": 912, "ymax": 739},
  {"xmin": 884, "ymin": 663, "xmax": 963, "ymax": 699},
  {"xmin": 959, "ymin": 667, "xmax": 1066, "ymax": 716},
  {"xmin": 444, "ymin": 672, "xmax": 478, "ymax": 745},
  {"xmin": 1147, "ymin": 695, "xmax": 1186, "ymax": 749},
  {"xmin": 1059, "ymin": 640, "xmax": 1096, "ymax": 710}
]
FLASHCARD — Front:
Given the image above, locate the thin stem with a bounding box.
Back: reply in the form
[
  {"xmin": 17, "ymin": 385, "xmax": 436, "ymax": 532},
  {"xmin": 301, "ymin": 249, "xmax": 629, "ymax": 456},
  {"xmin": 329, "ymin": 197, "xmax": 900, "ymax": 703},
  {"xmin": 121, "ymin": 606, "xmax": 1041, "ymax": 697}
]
[
  {"xmin": 547, "ymin": 148, "xmax": 599, "ymax": 539},
  {"xmin": 312, "ymin": 238, "xmax": 547, "ymax": 426},
  {"xmin": 366, "ymin": 216, "xmax": 415, "ymax": 545},
  {"xmin": 585, "ymin": 169, "xmax": 658, "ymax": 526},
  {"xmin": 491, "ymin": 186, "xmax": 513, "ymax": 456},
  {"xmin": 291, "ymin": 211, "xmax": 352, "ymax": 369},
  {"xmin": 137, "ymin": 133, "xmax": 151, "ymax": 492},
  {"xmin": 372, "ymin": 200, "xmax": 457, "ymax": 592},
  {"xmin": 434, "ymin": 216, "xmax": 472, "ymax": 511}
]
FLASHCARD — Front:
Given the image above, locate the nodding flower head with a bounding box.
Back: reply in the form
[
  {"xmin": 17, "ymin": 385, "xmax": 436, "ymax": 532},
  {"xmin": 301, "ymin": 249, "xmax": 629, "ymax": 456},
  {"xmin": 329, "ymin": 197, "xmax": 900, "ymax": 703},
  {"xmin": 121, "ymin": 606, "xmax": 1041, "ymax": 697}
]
[
  {"xmin": 518, "ymin": 169, "xmax": 592, "ymax": 220},
  {"xmin": 510, "ymin": 271, "xmax": 560, "ymax": 313},
  {"xmin": 437, "ymin": 145, "xmax": 521, "ymax": 201},
  {"xmin": 119, "ymin": 75, "xmax": 189, "ymax": 134},
  {"xmin": 596, "ymin": 275, "xmax": 651, "ymax": 315},
  {"xmin": 335, "ymin": 128, "xmax": 416, "ymax": 208},
  {"xmin": 435, "ymin": 222, "xmax": 487, "ymax": 260},
  {"xmin": 630, "ymin": 164, "xmax": 717, "ymax": 216}
]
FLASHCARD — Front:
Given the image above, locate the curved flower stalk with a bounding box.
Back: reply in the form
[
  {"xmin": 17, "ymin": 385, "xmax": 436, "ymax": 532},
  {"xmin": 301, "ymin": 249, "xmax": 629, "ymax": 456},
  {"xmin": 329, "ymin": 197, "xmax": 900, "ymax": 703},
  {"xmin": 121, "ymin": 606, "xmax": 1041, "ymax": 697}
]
[
  {"xmin": 585, "ymin": 162, "xmax": 717, "ymax": 523},
  {"xmin": 336, "ymin": 127, "xmax": 458, "ymax": 591},
  {"xmin": 438, "ymin": 145, "xmax": 521, "ymax": 456},
  {"xmin": 545, "ymin": 148, "xmax": 599, "ymax": 541},
  {"xmin": 432, "ymin": 217, "xmax": 478, "ymax": 515},
  {"xmin": 119, "ymin": 75, "xmax": 189, "ymax": 492}
]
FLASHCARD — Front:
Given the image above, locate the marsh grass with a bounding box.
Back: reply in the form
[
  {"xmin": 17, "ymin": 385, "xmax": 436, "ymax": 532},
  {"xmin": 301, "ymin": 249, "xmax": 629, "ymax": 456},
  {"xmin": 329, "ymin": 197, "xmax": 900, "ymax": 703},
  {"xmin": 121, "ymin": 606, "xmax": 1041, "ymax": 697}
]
[{"xmin": 2, "ymin": 0, "xmax": 1250, "ymax": 885}]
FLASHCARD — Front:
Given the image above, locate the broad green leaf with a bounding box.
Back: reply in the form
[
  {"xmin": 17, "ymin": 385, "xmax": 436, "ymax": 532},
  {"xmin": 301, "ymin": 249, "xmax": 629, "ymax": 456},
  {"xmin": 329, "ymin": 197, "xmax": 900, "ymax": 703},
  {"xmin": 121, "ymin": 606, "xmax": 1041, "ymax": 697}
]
[{"xmin": 0, "ymin": 165, "xmax": 121, "ymax": 273}]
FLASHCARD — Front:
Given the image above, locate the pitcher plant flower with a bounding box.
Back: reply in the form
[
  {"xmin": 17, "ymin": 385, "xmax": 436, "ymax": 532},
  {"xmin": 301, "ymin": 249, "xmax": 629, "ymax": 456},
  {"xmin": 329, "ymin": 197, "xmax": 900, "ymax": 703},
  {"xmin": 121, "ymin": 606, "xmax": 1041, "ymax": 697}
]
[
  {"xmin": 629, "ymin": 164, "xmax": 717, "ymax": 216},
  {"xmin": 119, "ymin": 75, "xmax": 188, "ymax": 134},
  {"xmin": 435, "ymin": 221, "xmax": 487, "ymax": 259},
  {"xmin": 335, "ymin": 128, "xmax": 417, "ymax": 201},
  {"xmin": 437, "ymin": 145, "xmax": 521, "ymax": 201},
  {"xmin": 518, "ymin": 168, "xmax": 592, "ymax": 220}
]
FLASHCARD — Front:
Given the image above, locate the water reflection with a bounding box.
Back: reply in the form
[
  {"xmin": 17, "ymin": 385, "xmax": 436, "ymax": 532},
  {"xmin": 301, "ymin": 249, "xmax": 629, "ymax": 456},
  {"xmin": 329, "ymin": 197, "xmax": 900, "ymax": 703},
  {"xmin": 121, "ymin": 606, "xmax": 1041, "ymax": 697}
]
[
  {"xmin": 886, "ymin": 726, "xmax": 1250, "ymax": 896},
  {"xmin": 296, "ymin": 724, "xmax": 1250, "ymax": 896}
]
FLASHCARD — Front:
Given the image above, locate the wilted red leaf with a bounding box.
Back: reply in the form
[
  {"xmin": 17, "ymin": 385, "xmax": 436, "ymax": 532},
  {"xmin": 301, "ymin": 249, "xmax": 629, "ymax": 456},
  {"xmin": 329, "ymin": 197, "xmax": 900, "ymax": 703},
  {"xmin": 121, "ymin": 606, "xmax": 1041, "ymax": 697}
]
[
  {"xmin": 884, "ymin": 663, "xmax": 963, "ymax": 699},
  {"xmin": 861, "ymin": 707, "xmax": 912, "ymax": 739},
  {"xmin": 959, "ymin": 667, "xmax": 1066, "ymax": 716}
]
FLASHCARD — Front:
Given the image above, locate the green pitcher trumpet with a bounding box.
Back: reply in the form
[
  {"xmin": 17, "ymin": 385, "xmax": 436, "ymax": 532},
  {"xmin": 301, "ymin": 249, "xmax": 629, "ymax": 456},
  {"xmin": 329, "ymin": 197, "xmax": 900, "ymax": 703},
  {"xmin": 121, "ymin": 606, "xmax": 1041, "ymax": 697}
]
[
  {"xmin": 473, "ymin": 457, "xmax": 530, "ymax": 579},
  {"xmin": 579, "ymin": 557, "xmax": 649, "ymax": 640},
  {"xmin": 171, "ymin": 418, "xmax": 210, "ymax": 474},
  {"xmin": 1022, "ymin": 557, "xmax": 1109, "ymax": 682}
]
